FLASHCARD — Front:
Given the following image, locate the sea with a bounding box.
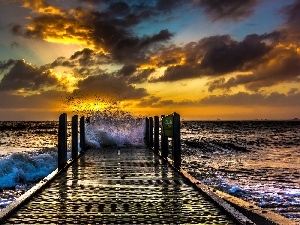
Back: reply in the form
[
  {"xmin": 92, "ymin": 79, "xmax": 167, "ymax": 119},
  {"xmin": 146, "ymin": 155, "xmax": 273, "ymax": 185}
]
[{"xmin": 0, "ymin": 118, "xmax": 299, "ymax": 223}]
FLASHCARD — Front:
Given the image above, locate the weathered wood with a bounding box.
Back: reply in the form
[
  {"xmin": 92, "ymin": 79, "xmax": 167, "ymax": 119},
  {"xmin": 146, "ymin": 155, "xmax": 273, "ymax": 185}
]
[
  {"xmin": 58, "ymin": 113, "xmax": 67, "ymax": 170},
  {"xmin": 72, "ymin": 115, "xmax": 78, "ymax": 159},
  {"xmin": 144, "ymin": 117, "xmax": 149, "ymax": 146},
  {"xmin": 161, "ymin": 115, "xmax": 168, "ymax": 158},
  {"xmin": 80, "ymin": 116, "xmax": 85, "ymax": 150},
  {"xmin": 173, "ymin": 112, "xmax": 181, "ymax": 168},
  {"xmin": 154, "ymin": 116, "xmax": 159, "ymax": 152},
  {"xmin": 149, "ymin": 117, "xmax": 153, "ymax": 148}
]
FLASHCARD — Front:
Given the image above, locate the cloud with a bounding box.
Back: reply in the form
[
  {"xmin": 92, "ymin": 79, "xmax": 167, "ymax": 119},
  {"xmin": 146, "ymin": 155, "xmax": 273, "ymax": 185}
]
[
  {"xmin": 155, "ymin": 0, "xmax": 185, "ymax": 12},
  {"xmin": 128, "ymin": 68, "xmax": 155, "ymax": 84},
  {"xmin": 108, "ymin": 1, "xmax": 131, "ymax": 16},
  {"xmin": 11, "ymin": 13, "xmax": 91, "ymax": 44},
  {"xmin": 279, "ymin": 0, "xmax": 300, "ymax": 42},
  {"xmin": 16, "ymin": 0, "xmax": 65, "ymax": 15},
  {"xmin": 152, "ymin": 33, "xmax": 278, "ymax": 82},
  {"xmin": 200, "ymin": 34, "xmax": 274, "ymax": 74},
  {"xmin": 0, "ymin": 90, "xmax": 64, "ymax": 109},
  {"xmin": 75, "ymin": 73, "xmax": 148, "ymax": 100},
  {"xmin": 207, "ymin": 44, "xmax": 300, "ymax": 91},
  {"xmin": 69, "ymin": 48, "xmax": 110, "ymax": 66},
  {"xmin": 199, "ymin": 91, "xmax": 300, "ymax": 107},
  {"xmin": 117, "ymin": 64, "xmax": 137, "ymax": 77},
  {"xmin": 136, "ymin": 96, "xmax": 174, "ymax": 107},
  {"xmin": 196, "ymin": 0, "xmax": 259, "ymax": 22},
  {"xmin": 10, "ymin": 1, "xmax": 173, "ymax": 64},
  {"xmin": 50, "ymin": 48, "xmax": 111, "ymax": 72},
  {"xmin": 0, "ymin": 59, "xmax": 60, "ymax": 91},
  {"xmin": 151, "ymin": 64, "xmax": 199, "ymax": 82},
  {"xmin": 136, "ymin": 91, "xmax": 300, "ymax": 109},
  {"xmin": 10, "ymin": 41, "xmax": 20, "ymax": 49},
  {"xmin": 0, "ymin": 59, "xmax": 16, "ymax": 73},
  {"xmin": 104, "ymin": 29, "xmax": 173, "ymax": 62}
]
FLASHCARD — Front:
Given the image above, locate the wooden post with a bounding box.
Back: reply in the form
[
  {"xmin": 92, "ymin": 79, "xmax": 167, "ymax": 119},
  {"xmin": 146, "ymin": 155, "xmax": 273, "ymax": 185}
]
[
  {"xmin": 72, "ymin": 115, "xmax": 78, "ymax": 159},
  {"xmin": 80, "ymin": 116, "xmax": 85, "ymax": 150},
  {"xmin": 144, "ymin": 117, "xmax": 149, "ymax": 146},
  {"xmin": 154, "ymin": 116, "xmax": 159, "ymax": 152},
  {"xmin": 149, "ymin": 117, "xmax": 153, "ymax": 148},
  {"xmin": 58, "ymin": 113, "xmax": 67, "ymax": 170},
  {"xmin": 173, "ymin": 112, "xmax": 181, "ymax": 168},
  {"xmin": 161, "ymin": 115, "xmax": 168, "ymax": 158}
]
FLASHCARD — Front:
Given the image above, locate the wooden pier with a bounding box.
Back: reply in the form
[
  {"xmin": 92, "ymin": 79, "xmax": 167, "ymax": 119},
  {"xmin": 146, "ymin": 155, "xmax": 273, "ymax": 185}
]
[
  {"xmin": 0, "ymin": 113, "xmax": 297, "ymax": 224},
  {"xmin": 1, "ymin": 146, "xmax": 242, "ymax": 224}
]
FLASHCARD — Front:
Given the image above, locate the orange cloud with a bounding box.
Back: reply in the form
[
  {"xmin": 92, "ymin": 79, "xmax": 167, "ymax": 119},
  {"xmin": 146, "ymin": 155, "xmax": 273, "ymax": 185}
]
[{"xmin": 21, "ymin": 0, "xmax": 65, "ymax": 15}]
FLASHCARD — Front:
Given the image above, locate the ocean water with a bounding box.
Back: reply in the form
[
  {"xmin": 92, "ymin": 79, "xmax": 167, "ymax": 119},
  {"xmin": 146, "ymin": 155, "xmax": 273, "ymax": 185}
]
[
  {"xmin": 0, "ymin": 119, "xmax": 299, "ymax": 223},
  {"xmin": 181, "ymin": 120, "xmax": 300, "ymax": 223}
]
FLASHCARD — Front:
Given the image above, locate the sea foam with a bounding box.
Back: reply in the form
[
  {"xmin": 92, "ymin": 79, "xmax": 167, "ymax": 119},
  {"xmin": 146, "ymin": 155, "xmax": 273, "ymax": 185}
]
[
  {"xmin": 85, "ymin": 110, "xmax": 145, "ymax": 147},
  {"xmin": 0, "ymin": 150, "xmax": 58, "ymax": 188}
]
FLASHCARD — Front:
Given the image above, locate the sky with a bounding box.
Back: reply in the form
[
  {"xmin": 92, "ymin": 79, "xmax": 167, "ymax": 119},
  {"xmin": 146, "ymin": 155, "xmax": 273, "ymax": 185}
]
[{"xmin": 0, "ymin": 0, "xmax": 299, "ymax": 120}]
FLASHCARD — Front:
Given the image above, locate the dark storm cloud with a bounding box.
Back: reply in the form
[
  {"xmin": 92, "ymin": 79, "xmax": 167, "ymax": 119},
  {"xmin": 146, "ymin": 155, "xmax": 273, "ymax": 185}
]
[
  {"xmin": 117, "ymin": 64, "xmax": 136, "ymax": 77},
  {"xmin": 50, "ymin": 57, "xmax": 76, "ymax": 68},
  {"xmin": 279, "ymin": 0, "xmax": 300, "ymax": 42},
  {"xmin": 207, "ymin": 78, "xmax": 226, "ymax": 92},
  {"xmin": 75, "ymin": 73, "xmax": 148, "ymax": 100},
  {"xmin": 139, "ymin": 30, "xmax": 173, "ymax": 48},
  {"xmin": 128, "ymin": 68, "xmax": 155, "ymax": 84},
  {"xmin": 151, "ymin": 65, "xmax": 199, "ymax": 82},
  {"xmin": 156, "ymin": 0, "xmax": 185, "ymax": 12},
  {"xmin": 0, "ymin": 60, "xmax": 59, "ymax": 91},
  {"xmin": 92, "ymin": 24, "xmax": 173, "ymax": 62},
  {"xmin": 197, "ymin": 0, "xmax": 259, "ymax": 21},
  {"xmin": 0, "ymin": 59, "xmax": 16, "ymax": 72},
  {"xmin": 69, "ymin": 48, "xmax": 111, "ymax": 66},
  {"xmin": 152, "ymin": 33, "xmax": 276, "ymax": 82},
  {"xmin": 108, "ymin": 1, "xmax": 131, "ymax": 16},
  {"xmin": 51, "ymin": 49, "xmax": 111, "ymax": 69},
  {"xmin": 70, "ymin": 48, "xmax": 94, "ymax": 61},
  {"xmin": 200, "ymin": 34, "xmax": 273, "ymax": 74},
  {"xmin": 207, "ymin": 44, "xmax": 300, "ymax": 91}
]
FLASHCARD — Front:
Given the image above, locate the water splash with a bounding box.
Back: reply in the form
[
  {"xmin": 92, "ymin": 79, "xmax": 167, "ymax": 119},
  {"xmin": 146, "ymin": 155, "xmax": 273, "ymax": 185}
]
[
  {"xmin": 85, "ymin": 110, "xmax": 145, "ymax": 147},
  {"xmin": 63, "ymin": 94, "xmax": 146, "ymax": 148}
]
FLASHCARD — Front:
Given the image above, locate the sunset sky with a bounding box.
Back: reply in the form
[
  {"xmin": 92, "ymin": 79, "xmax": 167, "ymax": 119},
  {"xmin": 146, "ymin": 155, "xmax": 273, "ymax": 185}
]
[{"xmin": 0, "ymin": 0, "xmax": 299, "ymax": 120}]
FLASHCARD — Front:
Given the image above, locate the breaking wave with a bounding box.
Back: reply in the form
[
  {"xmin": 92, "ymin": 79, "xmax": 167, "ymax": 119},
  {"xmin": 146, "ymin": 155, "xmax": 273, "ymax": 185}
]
[
  {"xmin": 0, "ymin": 148, "xmax": 58, "ymax": 189},
  {"xmin": 85, "ymin": 110, "xmax": 145, "ymax": 147}
]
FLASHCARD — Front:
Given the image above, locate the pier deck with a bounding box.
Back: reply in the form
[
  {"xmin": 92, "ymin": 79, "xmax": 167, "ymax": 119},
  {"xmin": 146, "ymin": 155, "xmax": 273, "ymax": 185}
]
[{"xmin": 2, "ymin": 146, "xmax": 237, "ymax": 224}]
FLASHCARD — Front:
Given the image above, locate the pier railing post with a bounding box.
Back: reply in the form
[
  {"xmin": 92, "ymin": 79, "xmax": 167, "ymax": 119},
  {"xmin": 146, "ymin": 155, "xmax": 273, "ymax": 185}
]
[
  {"xmin": 149, "ymin": 117, "xmax": 153, "ymax": 148},
  {"xmin": 58, "ymin": 113, "xmax": 67, "ymax": 170},
  {"xmin": 144, "ymin": 117, "xmax": 149, "ymax": 146},
  {"xmin": 80, "ymin": 116, "xmax": 85, "ymax": 150},
  {"xmin": 154, "ymin": 116, "xmax": 159, "ymax": 152},
  {"xmin": 173, "ymin": 112, "xmax": 181, "ymax": 169},
  {"xmin": 72, "ymin": 115, "xmax": 78, "ymax": 159},
  {"xmin": 161, "ymin": 115, "xmax": 168, "ymax": 158}
]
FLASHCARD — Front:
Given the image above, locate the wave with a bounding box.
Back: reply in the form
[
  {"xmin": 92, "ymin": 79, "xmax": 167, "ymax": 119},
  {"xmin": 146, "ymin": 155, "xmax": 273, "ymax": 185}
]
[
  {"xmin": 0, "ymin": 148, "xmax": 58, "ymax": 189},
  {"xmin": 184, "ymin": 138, "xmax": 251, "ymax": 152},
  {"xmin": 85, "ymin": 110, "xmax": 145, "ymax": 147}
]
